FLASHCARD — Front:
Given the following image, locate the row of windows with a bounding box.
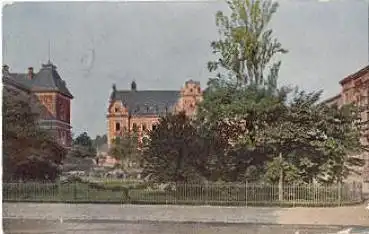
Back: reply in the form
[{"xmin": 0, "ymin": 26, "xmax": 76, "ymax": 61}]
[
  {"xmin": 114, "ymin": 105, "xmax": 169, "ymax": 114},
  {"xmin": 188, "ymin": 87, "xmax": 201, "ymax": 93},
  {"xmin": 115, "ymin": 122, "xmax": 157, "ymax": 132}
]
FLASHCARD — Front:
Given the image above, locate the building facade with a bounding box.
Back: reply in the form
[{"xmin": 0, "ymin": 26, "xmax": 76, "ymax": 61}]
[
  {"xmin": 107, "ymin": 80, "xmax": 202, "ymax": 147},
  {"xmin": 323, "ymin": 65, "xmax": 369, "ymax": 182},
  {"xmin": 2, "ymin": 61, "xmax": 74, "ymax": 148}
]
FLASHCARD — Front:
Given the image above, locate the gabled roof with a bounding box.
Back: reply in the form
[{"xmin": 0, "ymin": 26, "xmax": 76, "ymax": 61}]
[
  {"xmin": 112, "ymin": 89, "xmax": 180, "ymax": 116},
  {"xmin": 3, "ymin": 61, "xmax": 73, "ymax": 99},
  {"xmin": 339, "ymin": 65, "xmax": 369, "ymax": 85}
]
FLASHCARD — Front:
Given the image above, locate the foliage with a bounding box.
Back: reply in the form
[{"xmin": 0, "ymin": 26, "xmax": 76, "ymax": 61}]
[
  {"xmin": 192, "ymin": 0, "xmax": 364, "ymax": 185},
  {"xmin": 93, "ymin": 134, "xmax": 108, "ymax": 150},
  {"xmin": 141, "ymin": 112, "xmax": 208, "ymax": 183},
  {"xmin": 3, "ymin": 87, "xmax": 66, "ymax": 181},
  {"xmin": 257, "ymin": 90, "xmax": 364, "ymax": 184},
  {"xmin": 109, "ymin": 130, "xmax": 141, "ymax": 169},
  {"xmin": 70, "ymin": 132, "xmax": 96, "ymax": 158},
  {"xmin": 208, "ymin": 0, "xmax": 287, "ymax": 87},
  {"xmin": 196, "ymin": 0, "xmax": 289, "ymax": 183}
]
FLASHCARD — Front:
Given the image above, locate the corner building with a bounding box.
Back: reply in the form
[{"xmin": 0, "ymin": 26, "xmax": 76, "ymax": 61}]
[
  {"xmin": 2, "ymin": 61, "xmax": 73, "ymax": 148},
  {"xmin": 323, "ymin": 65, "xmax": 369, "ymax": 184},
  {"xmin": 107, "ymin": 80, "xmax": 202, "ymax": 148}
]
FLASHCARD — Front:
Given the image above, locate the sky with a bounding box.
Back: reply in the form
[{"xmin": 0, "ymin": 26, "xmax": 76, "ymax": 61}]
[{"xmin": 3, "ymin": 0, "xmax": 368, "ymax": 138}]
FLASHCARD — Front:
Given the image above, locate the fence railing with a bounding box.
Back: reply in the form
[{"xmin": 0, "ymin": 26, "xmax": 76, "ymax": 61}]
[{"xmin": 2, "ymin": 181, "xmax": 363, "ymax": 207}]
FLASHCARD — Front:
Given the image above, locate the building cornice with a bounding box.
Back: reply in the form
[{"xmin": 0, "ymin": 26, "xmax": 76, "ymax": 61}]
[{"xmin": 339, "ymin": 65, "xmax": 369, "ymax": 85}]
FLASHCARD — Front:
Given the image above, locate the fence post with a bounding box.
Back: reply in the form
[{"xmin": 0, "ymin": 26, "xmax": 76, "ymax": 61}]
[
  {"xmin": 337, "ymin": 182, "xmax": 342, "ymax": 206},
  {"xmin": 204, "ymin": 182, "xmax": 208, "ymax": 206},
  {"xmin": 245, "ymin": 181, "xmax": 248, "ymax": 206},
  {"xmin": 73, "ymin": 181, "xmax": 77, "ymax": 201},
  {"xmin": 58, "ymin": 180, "xmax": 62, "ymax": 202}
]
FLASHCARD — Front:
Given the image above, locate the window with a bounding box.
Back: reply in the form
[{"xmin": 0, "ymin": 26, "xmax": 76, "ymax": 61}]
[
  {"xmin": 142, "ymin": 123, "xmax": 147, "ymax": 131},
  {"xmin": 152, "ymin": 125, "xmax": 157, "ymax": 130},
  {"xmin": 115, "ymin": 122, "xmax": 121, "ymax": 131},
  {"xmin": 115, "ymin": 107, "xmax": 119, "ymax": 112},
  {"xmin": 133, "ymin": 123, "xmax": 138, "ymax": 132},
  {"xmin": 197, "ymin": 87, "xmax": 200, "ymax": 93},
  {"xmin": 190, "ymin": 88, "xmax": 193, "ymax": 93}
]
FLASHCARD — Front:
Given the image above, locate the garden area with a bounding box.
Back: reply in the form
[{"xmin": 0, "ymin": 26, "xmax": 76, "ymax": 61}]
[{"xmin": 2, "ymin": 177, "xmax": 363, "ymax": 207}]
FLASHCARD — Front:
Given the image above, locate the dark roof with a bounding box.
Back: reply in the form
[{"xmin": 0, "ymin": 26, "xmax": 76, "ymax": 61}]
[
  {"xmin": 3, "ymin": 61, "xmax": 73, "ymax": 98},
  {"xmin": 3, "ymin": 73, "xmax": 33, "ymax": 92},
  {"xmin": 111, "ymin": 89, "xmax": 180, "ymax": 116}
]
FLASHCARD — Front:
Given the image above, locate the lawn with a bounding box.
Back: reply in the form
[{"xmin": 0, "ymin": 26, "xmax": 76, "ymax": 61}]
[{"xmin": 2, "ymin": 180, "xmax": 364, "ymax": 207}]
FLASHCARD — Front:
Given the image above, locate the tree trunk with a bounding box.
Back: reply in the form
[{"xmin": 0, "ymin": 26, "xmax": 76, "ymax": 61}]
[{"xmin": 278, "ymin": 152, "xmax": 283, "ymax": 201}]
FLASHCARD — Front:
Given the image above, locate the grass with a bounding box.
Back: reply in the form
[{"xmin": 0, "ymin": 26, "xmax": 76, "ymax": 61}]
[{"xmin": 3, "ymin": 180, "xmax": 364, "ymax": 207}]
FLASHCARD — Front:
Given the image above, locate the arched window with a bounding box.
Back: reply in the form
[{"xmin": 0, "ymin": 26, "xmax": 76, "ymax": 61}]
[
  {"xmin": 115, "ymin": 122, "xmax": 121, "ymax": 131},
  {"xmin": 132, "ymin": 123, "xmax": 138, "ymax": 132}
]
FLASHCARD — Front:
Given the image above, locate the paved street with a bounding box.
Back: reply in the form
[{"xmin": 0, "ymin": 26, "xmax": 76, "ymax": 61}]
[
  {"xmin": 3, "ymin": 202, "xmax": 369, "ymax": 226},
  {"xmin": 3, "ymin": 219, "xmax": 363, "ymax": 234}
]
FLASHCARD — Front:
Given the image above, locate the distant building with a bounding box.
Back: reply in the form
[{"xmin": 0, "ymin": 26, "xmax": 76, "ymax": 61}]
[
  {"xmin": 106, "ymin": 80, "xmax": 202, "ymax": 147},
  {"xmin": 2, "ymin": 61, "xmax": 74, "ymax": 148},
  {"xmin": 323, "ymin": 65, "xmax": 369, "ymax": 182}
]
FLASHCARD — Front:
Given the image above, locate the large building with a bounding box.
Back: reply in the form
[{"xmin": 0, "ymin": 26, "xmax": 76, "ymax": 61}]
[
  {"xmin": 2, "ymin": 61, "xmax": 74, "ymax": 148},
  {"xmin": 323, "ymin": 65, "xmax": 369, "ymax": 182},
  {"xmin": 107, "ymin": 80, "xmax": 202, "ymax": 147}
]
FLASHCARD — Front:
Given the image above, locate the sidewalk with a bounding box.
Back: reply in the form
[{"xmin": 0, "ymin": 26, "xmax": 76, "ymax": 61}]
[{"xmin": 3, "ymin": 202, "xmax": 369, "ymax": 226}]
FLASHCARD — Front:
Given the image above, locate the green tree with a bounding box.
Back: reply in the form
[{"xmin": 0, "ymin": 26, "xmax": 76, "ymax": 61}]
[
  {"xmin": 208, "ymin": 0, "xmax": 287, "ymax": 87},
  {"xmin": 70, "ymin": 132, "xmax": 96, "ymax": 158},
  {"xmin": 93, "ymin": 134, "xmax": 108, "ymax": 150},
  {"xmin": 258, "ymin": 90, "xmax": 364, "ymax": 200},
  {"xmin": 3, "ymin": 87, "xmax": 66, "ymax": 181},
  {"xmin": 142, "ymin": 112, "xmax": 207, "ymax": 183},
  {"xmin": 197, "ymin": 0, "xmax": 289, "ymax": 182},
  {"xmin": 109, "ymin": 131, "xmax": 140, "ymax": 170}
]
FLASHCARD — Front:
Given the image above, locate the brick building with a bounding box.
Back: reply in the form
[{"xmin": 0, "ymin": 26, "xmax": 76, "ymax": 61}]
[
  {"xmin": 2, "ymin": 61, "xmax": 74, "ymax": 148},
  {"xmin": 323, "ymin": 65, "xmax": 369, "ymax": 182},
  {"xmin": 107, "ymin": 80, "xmax": 202, "ymax": 147}
]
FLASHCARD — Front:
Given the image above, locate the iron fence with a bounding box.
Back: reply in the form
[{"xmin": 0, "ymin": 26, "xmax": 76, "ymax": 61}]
[{"xmin": 2, "ymin": 181, "xmax": 363, "ymax": 207}]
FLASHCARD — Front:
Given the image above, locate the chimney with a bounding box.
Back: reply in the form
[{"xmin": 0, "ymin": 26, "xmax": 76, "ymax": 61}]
[
  {"xmin": 28, "ymin": 67, "xmax": 34, "ymax": 79},
  {"xmin": 2, "ymin": 65, "xmax": 9, "ymax": 75},
  {"xmin": 131, "ymin": 81, "xmax": 137, "ymax": 91}
]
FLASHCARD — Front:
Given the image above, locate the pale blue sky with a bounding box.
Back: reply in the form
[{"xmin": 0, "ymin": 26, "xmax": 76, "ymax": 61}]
[{"xmin": 3, "ymin": 0, "xmax": 368, "ymax": 138}]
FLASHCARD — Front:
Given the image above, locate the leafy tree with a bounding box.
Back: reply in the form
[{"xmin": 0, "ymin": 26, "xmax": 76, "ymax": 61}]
[
  {"xmin": 142, "ymin": 112, "xmax": 207, "ymax": 183},
  {"xmin": 3, "ymin": 87, "xmax": 66, "ymax": 181},
  {"xmin": 208, "ymin": 0, "xmax": 287, "ymax": 87},
  {"xmin": 70, "ymin": 132, "xmax": 96, "ymax": 158},
  {"xmin": 93, "ymin": 134, "xmax": 108, "ymax": 150},
  {"xmin": 197, "ymin": 0, "xmax": 363, "ymax": 188},
  {"xmin": 109, "ymin": 131, "xmax": 141, "ymax": 170},
  {"xmin": 257, "ymin": 90, "xmax": 364, "ymax": 199},
  {"xmin": 197, "ymin": 0, "xmax": 289, "ymax": 182}
]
